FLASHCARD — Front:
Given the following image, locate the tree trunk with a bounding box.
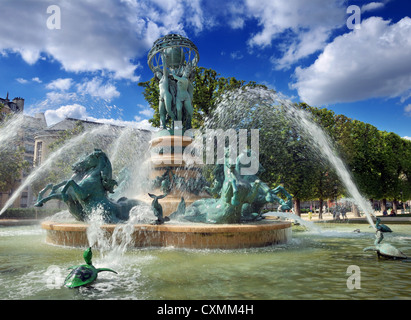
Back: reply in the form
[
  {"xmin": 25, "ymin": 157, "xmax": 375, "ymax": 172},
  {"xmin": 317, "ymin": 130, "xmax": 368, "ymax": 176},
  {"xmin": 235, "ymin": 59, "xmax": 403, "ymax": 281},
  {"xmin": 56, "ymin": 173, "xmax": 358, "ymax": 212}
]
[
  {"xmin": 319, "ymin": 199, "xmax": 323, "ymax": 220},
  {"xmin": 381, "ymin": 199, "xmax": 387, "ymax": 212},
  {"xmin": 352, "ymin": 204, "xmax": 360, "ymax": 217},
  {"xmin": 393, "ymin": 199, "xmax": 398, "ymax": 212},
  {"xmin": 293, "ymin": 199, "xmax": 301, "ymax": 216}
]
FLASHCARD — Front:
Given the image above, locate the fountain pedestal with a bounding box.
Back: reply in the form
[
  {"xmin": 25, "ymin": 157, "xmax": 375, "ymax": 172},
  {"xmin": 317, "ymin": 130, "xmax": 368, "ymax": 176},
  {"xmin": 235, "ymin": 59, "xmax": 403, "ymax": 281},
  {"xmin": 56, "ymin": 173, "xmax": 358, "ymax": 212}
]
[
  {"xmin": 138, "ymin": 134, "xmax": 209, "ymax": 216},
  {"xmin": 41, "ymin": 220, "xmax": 291, "ymax": 249}
]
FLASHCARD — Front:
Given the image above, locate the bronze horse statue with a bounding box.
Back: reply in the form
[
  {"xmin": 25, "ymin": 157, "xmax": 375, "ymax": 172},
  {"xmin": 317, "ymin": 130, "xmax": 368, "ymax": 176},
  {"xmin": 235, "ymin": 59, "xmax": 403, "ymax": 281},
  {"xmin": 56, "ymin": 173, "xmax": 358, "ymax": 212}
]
[{"xmin": 35, "ymin": 149, "xmax": 141, "ymax": 223}]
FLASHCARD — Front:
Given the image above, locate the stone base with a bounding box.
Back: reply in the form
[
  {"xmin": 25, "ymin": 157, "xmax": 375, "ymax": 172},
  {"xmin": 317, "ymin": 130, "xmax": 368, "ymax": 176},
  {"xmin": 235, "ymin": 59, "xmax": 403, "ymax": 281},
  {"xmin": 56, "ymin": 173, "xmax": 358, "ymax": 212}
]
[{"xmin": 41, "ymin": 220, "xmax": 292, "ymax": 249}]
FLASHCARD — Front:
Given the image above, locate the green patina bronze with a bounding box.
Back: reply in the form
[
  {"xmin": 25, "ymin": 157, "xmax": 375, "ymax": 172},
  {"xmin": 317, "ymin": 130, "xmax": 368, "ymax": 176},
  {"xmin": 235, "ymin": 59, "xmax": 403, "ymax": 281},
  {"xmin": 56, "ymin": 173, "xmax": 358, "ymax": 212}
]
[
  {"xmin": 148, "ymin": 193, "xmax": 170, "ymax": 225},
  {"xmin": 34, "ymin": 149, "xmax": 141, "ymax": 223},
  {"xmin": 64, "ymin": 247, "xmax": 117, "ymax": 288},
  {"xmin": 364, "ymin": 218, "xmax": 408, "ymax": 260},
  {"xmin": 148, "ymin": 34, "xmax": 199, "ymax": 132},
  {"xmin": 151, "ymin": 167, "xmax": 208, "ymax": 195},
  {"xmin": 170, "ymin": 149, "xmax": 293, "ymax": 224}
]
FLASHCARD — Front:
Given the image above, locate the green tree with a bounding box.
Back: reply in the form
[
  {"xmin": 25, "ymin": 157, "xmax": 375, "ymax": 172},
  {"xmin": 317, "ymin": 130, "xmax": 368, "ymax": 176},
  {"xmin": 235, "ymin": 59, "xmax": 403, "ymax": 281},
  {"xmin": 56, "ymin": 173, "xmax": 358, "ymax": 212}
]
[
  {"xmin": 0, "ymin": 146, "xmax": 29, "ymax": 192},
  {"xmin": 0, "ymin": 112, "xmax": 30, "ymax": 193}
]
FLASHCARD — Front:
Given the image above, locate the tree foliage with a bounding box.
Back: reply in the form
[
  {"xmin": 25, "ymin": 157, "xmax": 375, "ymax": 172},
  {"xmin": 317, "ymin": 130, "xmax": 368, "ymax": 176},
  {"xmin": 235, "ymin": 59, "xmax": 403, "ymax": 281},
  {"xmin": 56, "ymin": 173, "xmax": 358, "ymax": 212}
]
[
  {"xmin": 0, "ymin": 111, "xmax": 30, "ymax": 193},
  {"xmin": 138, "ymin": 67, "xmax": 411, "ymax": 214}
]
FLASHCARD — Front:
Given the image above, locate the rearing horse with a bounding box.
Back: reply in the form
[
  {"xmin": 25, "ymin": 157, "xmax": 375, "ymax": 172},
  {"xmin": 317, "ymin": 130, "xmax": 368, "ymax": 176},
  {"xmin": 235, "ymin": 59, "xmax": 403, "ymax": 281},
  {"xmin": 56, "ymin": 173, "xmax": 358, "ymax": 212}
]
[{"xmin": 35, "ymin": 149, "xmax": 141, "ymax": 223}]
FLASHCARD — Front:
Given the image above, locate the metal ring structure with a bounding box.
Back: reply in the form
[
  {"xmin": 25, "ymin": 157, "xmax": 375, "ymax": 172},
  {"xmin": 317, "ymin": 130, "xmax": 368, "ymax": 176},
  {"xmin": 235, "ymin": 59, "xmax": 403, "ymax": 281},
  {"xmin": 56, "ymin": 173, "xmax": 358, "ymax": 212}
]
[{"xmin": 148, "ymin": 34, "xmax": 199, "ymax": 74}]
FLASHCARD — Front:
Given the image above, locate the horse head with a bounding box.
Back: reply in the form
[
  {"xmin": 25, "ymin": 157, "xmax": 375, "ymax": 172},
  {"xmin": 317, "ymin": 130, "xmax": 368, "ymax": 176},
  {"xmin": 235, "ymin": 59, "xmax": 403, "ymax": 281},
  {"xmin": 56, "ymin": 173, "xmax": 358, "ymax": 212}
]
[
  {"xmin": 72, "ymin": 149, "xmax": 117, "ymax": 194},
  {"xmin": 72, "ymin": 149, "xmax": 101, "ymax": 173},
  {"xmin": 95, "ymin": 149, "xmax": 118, "ymax": 194}
]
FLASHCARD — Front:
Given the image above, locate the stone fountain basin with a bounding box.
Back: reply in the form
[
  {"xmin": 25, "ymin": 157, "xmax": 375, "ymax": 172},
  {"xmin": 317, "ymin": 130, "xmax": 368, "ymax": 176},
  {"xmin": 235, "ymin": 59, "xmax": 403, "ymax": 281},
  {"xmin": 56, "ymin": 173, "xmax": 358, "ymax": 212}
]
[{"xmin": 41, "ymin": 220, "xmax": 291, "ymax": 249}]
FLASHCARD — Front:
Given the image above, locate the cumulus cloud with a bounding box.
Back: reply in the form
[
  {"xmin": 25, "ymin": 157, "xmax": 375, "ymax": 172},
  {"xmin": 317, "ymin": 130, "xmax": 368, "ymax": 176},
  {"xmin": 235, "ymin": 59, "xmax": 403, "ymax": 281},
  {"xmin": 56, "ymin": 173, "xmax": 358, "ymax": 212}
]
[
  {"xmin": 32, "ymin": 77, "xmax": 42, "ymax": 83},
  {"xmin": 16, "ymin": 77, "xmax": 43, "ymax": 84},
  {"xmin": 76, "ymin": 77, "xmax": 120, "ymax": 101},
  {"xmin": 44, "ymin": 104, "xmax": 88, "ymax": 125},
  {"xmin": 291, "ymin": 17, "xmax": 411, "ymax": 106},
  {"xmin": 16, "ymin": 78, "xmax": 29, "ymax": 84},
  {"xmin": 44, "ymin": 104, "xmax": 155, "ymax": 130},
  {"xmin": 361, "ymin": 2, "xmax": 385, "ymax": 13},
  {"xmin": 138, "ymin": 107, "xmax": 154, "ymax": 117},
  {"xmin": 46, "ymin": 78, "xmax": 73, "ymax": 91},
  {"xmin": 0, "ymin": 0, "xmax": 206, "ymax": 82},
  {"xmin": 403, "ymin": 136, "xmax": 411, "ymax": 141},
  {"xmin": 243, "ymin": 0, "xmax": 346, "ymax": 69}
]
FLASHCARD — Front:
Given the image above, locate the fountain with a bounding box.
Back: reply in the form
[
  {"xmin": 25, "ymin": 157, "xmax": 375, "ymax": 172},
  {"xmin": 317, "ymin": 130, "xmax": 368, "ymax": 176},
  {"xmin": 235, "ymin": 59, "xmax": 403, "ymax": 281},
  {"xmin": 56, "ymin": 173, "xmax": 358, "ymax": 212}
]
[
  {"xmin": 1, "ymin": 35, "xmax": 410, "ymax": 300},
  {"xmin": 38, "ymin": 34, "xmax": 293, "ymax": 249}
]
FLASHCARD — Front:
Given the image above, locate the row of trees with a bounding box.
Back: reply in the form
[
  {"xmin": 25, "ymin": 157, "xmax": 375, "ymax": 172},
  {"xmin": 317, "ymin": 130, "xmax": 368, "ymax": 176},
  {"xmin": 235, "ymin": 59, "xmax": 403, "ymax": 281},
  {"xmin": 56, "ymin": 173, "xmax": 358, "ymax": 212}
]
[{"xmin": 139, "ymin": 66, "xmax": 411, "ymax": 216}]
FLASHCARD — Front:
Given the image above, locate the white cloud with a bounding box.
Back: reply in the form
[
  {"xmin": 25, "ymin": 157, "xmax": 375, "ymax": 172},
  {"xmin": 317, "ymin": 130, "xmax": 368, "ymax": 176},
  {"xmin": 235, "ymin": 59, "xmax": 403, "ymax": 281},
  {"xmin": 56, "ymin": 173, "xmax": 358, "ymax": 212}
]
[
  {"xmin": 405, "ymin": 104, "xmax": 411, "ymax": 116},
  {"xmin": 16, "ymin": 77, "xmax": 42, "ymax": 84},
  {"xmin": 44, "ymin": 91, "xmax": 78, "ymax": 105},
  {"xmin": 46, "ymin": 78, "xmax": 73, "ymax": 91},
  {"xmin": 44, "ymin": 104, "xmax": 155, "ymax": 130},
  {"xmin": 16, "ymin": 78, "xmax": 29, "ymax": 84},
  {"xmin": 0, "ymin": 0, "xmax": 206, "ymax": 82},
  {"xmin": 139, "ymin": 107, "xmax": 154, "ymax": 117},
  {"xmin": 76, "ymin": 77, "xmax": 120, "ymax": 101},
  {"xmin": 45, "ymin": 104, "xmax": 88, "ymax": 125},
  {"xmin": 230, "ymin": 51, "xmax": 244, "ymax": 60},
  {"xmin": 291, "ymin": 17, "xmax": 411, "ymax": 106},
  {"xmin": 243, "ymin": 0, "xmax": 346, "ymax": 69},
  {"xmin": 361, "ymin": 2, "xmax": 385, "ymax": 12},
  {"xmin": 403, "ymin": 136, "xmax": 411, "ymax": 141}
]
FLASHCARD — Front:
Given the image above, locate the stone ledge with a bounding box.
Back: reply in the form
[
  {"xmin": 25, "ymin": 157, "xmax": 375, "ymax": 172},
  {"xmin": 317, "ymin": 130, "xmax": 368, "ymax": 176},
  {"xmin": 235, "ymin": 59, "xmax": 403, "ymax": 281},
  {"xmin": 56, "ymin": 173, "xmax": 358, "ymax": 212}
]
[{"xmin": 41, "ymin": 220, "xmax": 292, "ymax": 249}]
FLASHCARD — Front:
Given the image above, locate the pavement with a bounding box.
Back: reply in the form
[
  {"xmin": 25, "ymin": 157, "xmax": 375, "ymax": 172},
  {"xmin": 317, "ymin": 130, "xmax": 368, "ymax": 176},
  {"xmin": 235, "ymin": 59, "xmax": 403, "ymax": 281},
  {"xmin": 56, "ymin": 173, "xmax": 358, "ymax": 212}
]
[
  {"xmin": 1, "ymin": 212, "xmax": 410, "ymax": 226},
  {"xmin": 300, "ymin": 211, "xmax": 411, "ymax": 224}
]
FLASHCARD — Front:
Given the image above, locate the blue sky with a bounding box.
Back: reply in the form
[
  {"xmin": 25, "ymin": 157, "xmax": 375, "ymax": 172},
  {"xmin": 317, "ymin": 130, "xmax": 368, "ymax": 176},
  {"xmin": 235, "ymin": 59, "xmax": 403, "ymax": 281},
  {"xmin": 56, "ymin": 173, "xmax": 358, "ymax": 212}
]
[{"xmin": 0, "ymin": 0, "xmax": 410, "ymax": 139}]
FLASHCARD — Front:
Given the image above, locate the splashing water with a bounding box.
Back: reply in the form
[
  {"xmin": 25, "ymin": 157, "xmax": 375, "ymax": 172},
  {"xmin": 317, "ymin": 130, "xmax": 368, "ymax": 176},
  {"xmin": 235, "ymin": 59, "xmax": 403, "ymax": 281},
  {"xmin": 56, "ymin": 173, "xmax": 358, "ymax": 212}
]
[
  {"xmin": 0, "ymin": 125, "xmax": 119, "ymax": 215},
  {"xmin": 263, "ymin": 211, "xmax": 322, "ymax": 232},
  {"xmin": 208, "ymin": 87, "xmax": 376, "ymax": 228},
  {"xmin": 0, "ymin": 114, "xmax": 26, "ymax": 149},
  {"xmin": 84, "ymin": 203, "xmax": 155, "ymax": 263}
]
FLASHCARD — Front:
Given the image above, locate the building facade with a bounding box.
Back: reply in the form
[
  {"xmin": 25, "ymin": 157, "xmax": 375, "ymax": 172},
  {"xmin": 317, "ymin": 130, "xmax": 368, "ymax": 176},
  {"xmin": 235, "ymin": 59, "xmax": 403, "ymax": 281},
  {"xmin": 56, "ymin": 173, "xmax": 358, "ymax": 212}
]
[{"xmin": 0, "ymin": 93, "xmax": 48, "ymax": 209}]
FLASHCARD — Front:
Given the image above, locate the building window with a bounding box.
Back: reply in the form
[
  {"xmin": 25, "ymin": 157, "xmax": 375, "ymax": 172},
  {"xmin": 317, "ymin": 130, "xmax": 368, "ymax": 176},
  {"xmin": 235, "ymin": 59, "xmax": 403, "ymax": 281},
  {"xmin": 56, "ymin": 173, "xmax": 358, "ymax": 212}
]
[
  {"xmin": 24, "ymin": 143, "xmax": 35, "ymax": 154},
  {"xmin": 35, "ymin": 141, "xmax": 43, "ymax": 166}
]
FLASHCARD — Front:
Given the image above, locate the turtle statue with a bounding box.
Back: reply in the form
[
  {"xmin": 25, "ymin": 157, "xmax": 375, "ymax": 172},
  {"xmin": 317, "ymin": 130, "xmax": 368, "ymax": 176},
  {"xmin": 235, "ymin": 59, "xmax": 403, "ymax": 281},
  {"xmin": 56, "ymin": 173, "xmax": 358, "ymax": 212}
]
[
  {"xmin": 363, "ymin": 224, "xmax": 408, "ymax": 260},
  {"xmin": 148, "ymin": 193, "xmax": 170, "ymax": 225},
  {"xmin": 64, "ymin": 247, "xmax": 117, "ymax": 288},
  {"xmin": 364, "ymin": 242, "xmax": 408, "ymax": 260}
]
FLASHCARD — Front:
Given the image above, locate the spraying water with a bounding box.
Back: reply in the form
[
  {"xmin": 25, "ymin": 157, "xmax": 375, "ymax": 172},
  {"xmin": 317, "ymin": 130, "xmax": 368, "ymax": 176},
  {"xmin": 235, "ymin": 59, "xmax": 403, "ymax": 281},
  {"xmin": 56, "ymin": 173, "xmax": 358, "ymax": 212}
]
[
  {"xmin": 0, "ymin": 114, "xmax": 26, "ymax": 149},
  {"xmin": 208, "ymin": 87, "xmax": 376, "ymax": 228},
  {"xmin": 263, "ymin": 211, "xmax": 321, "ymax": 232},
  {"xmin": 0, "ymin": 125, "xmax": 118, "ymax": 215}
]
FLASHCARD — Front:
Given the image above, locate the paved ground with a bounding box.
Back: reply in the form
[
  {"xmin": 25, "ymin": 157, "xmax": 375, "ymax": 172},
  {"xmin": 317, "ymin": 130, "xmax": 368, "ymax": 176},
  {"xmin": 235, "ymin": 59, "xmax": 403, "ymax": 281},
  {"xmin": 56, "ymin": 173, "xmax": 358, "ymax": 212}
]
[
  {"xmin": 300, "ymin": 211, "xmax": 411, "ymax": 224},
  {"xmin": 1, "ymin": 212, "xmax": 410, "ymax": 226}
]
